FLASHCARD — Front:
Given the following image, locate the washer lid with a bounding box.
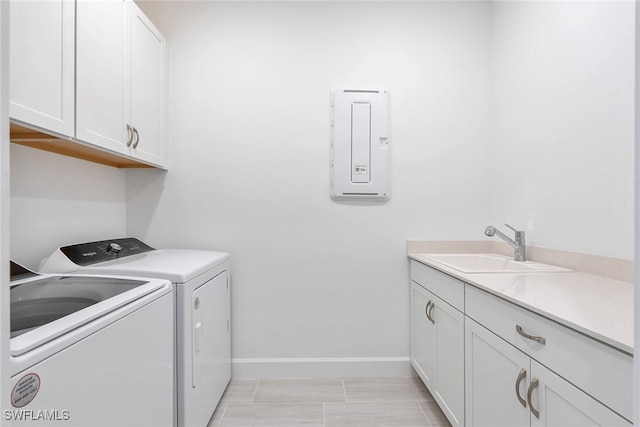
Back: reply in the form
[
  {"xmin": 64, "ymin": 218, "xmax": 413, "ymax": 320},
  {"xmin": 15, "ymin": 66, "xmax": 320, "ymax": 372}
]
[
  {"xmin": 10, "ymin": 275, "xmax": 170, "ymax": 356},
  {"xmin": 70, "ymin": 249, "xmax": 230, "ymax": 284},
  {"xmin": 11, "ymin": 276, "xmax": 147, "ymax": 339}
]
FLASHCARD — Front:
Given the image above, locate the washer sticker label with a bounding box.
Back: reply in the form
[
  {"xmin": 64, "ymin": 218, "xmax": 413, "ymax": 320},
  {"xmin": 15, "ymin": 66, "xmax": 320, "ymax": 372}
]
[{"xmin": 11, "ymin": 373, "xmax": 40, "ymax": 408}]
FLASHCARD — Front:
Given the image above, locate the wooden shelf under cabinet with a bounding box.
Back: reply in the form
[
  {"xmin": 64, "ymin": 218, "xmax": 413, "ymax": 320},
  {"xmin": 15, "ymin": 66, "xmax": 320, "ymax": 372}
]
[{"xmin": 9, "ymin": 123, "xmax": 155, "ymax": 169}]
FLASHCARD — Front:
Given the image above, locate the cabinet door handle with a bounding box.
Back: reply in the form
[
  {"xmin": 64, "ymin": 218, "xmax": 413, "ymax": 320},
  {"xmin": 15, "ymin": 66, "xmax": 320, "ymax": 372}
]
[
  {"xmin": 515, "ymin": 369, "xmax": 527, "ymax": 408},
  {"xmin": 425, "ymin": 301, "xmax": 432, "ymax": 321},
  {"xmin": 132, "ymin": 127, "xmax": 140, "ymax": 149},
  {"xmin": 126, "ymin": 124, "xmax": 134, "ymax": 147},
  {"xmin": 516, "ymin": 325, "xmax": 546, "ymax": 345},
  {"xmin": 428, "ymin": 302, "xmax": 435, "ymax": 324},
  {"xmin": 527, "ymin": 378, "xmax": 540, "ymax": 418}
]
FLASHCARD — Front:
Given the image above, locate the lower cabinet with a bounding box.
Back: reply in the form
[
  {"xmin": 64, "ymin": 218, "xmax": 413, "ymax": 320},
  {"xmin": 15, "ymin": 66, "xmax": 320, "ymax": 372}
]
[
  {"xmin": 410, "ymin": 260, "xmax": 632, "ymax": 427},
  {"xmin": 465, "ymin": 318, "xmax": 530, "ymax": 427},
  {"xmin": 530, "ymin": 361, "xmax": 630, "ymax": 427},
  {"xmin": 411, "ymin": 282, "xmax": 434, "ymax": 389},
  {"xmin": 410, "ymin": 282, "xmax": 464, "ymax": 427},
  {"xmin": 465, "ymin": 318, "xmax": 631, "ymax": 427}
]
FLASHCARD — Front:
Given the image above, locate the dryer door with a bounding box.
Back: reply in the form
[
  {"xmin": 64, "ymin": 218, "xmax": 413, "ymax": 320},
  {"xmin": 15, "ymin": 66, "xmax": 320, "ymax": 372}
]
[{"xmin": 192, "ymin": 270, "xmax": 229, "ymax": 387}]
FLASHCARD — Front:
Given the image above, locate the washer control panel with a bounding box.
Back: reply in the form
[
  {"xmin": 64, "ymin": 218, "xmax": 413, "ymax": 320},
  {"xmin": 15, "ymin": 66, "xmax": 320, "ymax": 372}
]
[{"xmin": 60, "ymin": 238, "xmax": 155, "ymax": 266}]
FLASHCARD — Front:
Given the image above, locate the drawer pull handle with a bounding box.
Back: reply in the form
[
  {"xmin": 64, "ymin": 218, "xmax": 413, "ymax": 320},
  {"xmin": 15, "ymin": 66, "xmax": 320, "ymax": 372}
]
[
  {"xmin": 515, "ymin": 368, "xmax": 527, "ymax": 408},
  {"xmin": 527, "ymin": 378, "xmax": 540, "ymax": 418},
  {"xmin": 516, "ymin": 325, "xmax": 546, "ymax": 345}
]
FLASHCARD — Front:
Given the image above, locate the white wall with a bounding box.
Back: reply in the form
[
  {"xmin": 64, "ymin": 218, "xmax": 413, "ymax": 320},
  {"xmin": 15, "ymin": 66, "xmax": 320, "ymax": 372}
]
[
  {"xmin": 10, "ymin": 144, "xmax": 127, "ymax": 269},
  {"xmin": 1, "ymin": 0, "xmax": 10, "ymax": 407},
  {"xmin": 4, "ymin": 0, "xmax": 633, "ymax": 377},
  {"xmin": 634, "ymin": 1, "xmax": 640, "ymax": 422},
  {"xmin": 129, "ymin": 1, "xmax": 492, "ymax": 371},
  {"xmin": 490, "ymin": 1, "xmax": 635, "ymax": 259}
]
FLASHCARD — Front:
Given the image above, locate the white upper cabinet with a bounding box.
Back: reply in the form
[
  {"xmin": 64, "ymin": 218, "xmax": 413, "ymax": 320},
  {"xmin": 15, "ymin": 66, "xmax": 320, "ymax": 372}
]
[
  {"xmin": 10, "ymin": 0, "xmax": 167, "ymax": 168},
  {"xmin": 75, "ymin": 0, "xmax": 166, "ymax": 167},
  {"xmin": 10, "ymin": 0, "xmax": 75, "ymax": 136},
  {"xmin": 129, "ymin": 2, "xmax": 166, "ymax": 166},
  {"xmin": 75, "ymin": 0, "xmax": 129, "ymax": 155}
]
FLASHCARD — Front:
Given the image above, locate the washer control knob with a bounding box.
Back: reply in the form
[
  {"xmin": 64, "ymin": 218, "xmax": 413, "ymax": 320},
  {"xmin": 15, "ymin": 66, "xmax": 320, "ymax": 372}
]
[{"xmin": 107, "ymin": 242, "xmax": 122, "ymax": 253}]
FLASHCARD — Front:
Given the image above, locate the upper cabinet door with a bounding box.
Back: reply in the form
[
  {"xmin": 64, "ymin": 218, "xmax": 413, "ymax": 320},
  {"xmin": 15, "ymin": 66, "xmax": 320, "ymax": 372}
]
[
  {"xmin": 129, "ymin": 2, "xmax": 166, "ymax": 167},
  {"xmin": 75, "ymin": 0, "xmax": 129, "ymax": 155},
  {"xmin": 10, "ymin": 0, "xmax": 75, "ymax": 136}
]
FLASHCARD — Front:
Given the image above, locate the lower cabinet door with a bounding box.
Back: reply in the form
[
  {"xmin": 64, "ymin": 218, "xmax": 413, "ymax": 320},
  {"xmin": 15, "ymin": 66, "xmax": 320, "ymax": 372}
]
[
  {"xmin": 465, "ymin": 318, "xmax": 530, "ymax": 427},
  {"xmin": 529, "ymin": 360, "xmax": 631, "ymax": 427},
  {"xmin": 432, "ymin": 295, "xmax": 465, "ymax": 427},
  {"xmin": 410, "ymin": 282, "xmax": 435, "ymax": 389}
]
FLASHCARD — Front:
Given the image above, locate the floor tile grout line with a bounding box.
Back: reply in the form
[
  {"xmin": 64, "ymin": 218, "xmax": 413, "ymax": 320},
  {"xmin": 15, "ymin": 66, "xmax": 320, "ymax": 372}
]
[
  {"xmin": 229, "ymin": 401, "xmax": 339, "ymax": 405},
  {"xmin": 322, "ymin": 402, "xmax": 326, "ymax": 427},
  {"xmin": 216, "ymin": 403, "xmax": 229, "ymax": 427},
  {"xmin": 234, "ymin": 399, "xmax": 430, "ymax": 405},
  {"xmin": 250, "ymin": 379, "xmax": 260, "ymax": 404},
  {"xmin": 216, "ymin": 377, "xmax": 439, "ymax": 426},
  {"xmin": 416, "ymin": 400, "xmax": 434, "ymax": 427}
]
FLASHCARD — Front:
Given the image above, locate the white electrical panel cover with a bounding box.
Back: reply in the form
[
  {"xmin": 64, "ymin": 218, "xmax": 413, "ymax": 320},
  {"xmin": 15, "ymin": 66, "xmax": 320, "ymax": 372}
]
[{"xmin": 330, "ymin": 88, "xmax": 390, "ymax": 201}]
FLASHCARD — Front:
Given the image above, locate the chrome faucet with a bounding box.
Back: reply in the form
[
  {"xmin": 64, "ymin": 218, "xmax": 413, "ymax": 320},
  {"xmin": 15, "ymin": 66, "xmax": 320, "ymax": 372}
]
[{"xmin": 484, "ymin": 224, "xmax": 526, "ymax": 261}]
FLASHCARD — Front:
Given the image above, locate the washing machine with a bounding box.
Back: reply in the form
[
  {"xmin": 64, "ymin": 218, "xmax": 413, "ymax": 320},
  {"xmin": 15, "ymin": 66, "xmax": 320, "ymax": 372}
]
[
  {"xmin": 8, "ymin": 261, "xmax": 174, "ymax": 426},
  {"xmin": 39, "ymin": 238, "xmax": 231, "ymax": 427}
]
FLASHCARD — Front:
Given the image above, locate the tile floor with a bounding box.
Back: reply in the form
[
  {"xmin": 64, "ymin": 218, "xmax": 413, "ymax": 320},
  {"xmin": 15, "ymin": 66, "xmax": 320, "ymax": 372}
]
[{"xmin": 207, "ymin": 377, "xmax": 452, "ymax": 427}]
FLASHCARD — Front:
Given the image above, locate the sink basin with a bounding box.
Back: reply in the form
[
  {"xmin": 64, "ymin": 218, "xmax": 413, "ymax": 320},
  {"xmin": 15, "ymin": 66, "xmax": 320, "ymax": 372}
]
[{"xmin": 417, "ymin": 253, "xmax": 571, "ymax": 274}]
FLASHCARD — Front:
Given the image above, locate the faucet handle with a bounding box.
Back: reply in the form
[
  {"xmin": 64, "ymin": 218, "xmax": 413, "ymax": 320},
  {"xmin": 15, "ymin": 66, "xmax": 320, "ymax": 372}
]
[{"xmin": 504, "ymin": 223, "xmax": 524, "ymax": 235}]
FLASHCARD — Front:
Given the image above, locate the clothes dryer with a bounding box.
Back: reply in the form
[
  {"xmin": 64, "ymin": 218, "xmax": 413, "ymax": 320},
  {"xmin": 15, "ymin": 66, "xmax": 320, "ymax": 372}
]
[{"xmin": 39, "ymin": 238, "xmax": 231, "ymax": 427}]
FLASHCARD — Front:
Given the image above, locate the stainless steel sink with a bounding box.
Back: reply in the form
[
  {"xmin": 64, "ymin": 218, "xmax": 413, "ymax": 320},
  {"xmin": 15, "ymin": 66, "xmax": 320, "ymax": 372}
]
[{"xmin": 417, "ymin": 253, "xmax": 571, "ymax": 274}]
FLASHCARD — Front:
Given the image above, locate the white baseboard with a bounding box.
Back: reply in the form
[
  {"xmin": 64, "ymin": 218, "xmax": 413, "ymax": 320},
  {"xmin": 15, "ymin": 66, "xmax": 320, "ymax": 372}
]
[{"xmin": 231, "ymin": 357, "xmax": 414, "ymax": 379}]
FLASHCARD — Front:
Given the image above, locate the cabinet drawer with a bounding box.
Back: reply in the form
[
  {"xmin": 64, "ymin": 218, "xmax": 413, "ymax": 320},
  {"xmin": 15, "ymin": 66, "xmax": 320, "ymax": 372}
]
[
  {"xmin": 410, "ymin": 260, "xmax": 464, "ymax": 311},
  {"xmin": 465, "ymin": 284, "xmax": 632, "ymax": 421}
]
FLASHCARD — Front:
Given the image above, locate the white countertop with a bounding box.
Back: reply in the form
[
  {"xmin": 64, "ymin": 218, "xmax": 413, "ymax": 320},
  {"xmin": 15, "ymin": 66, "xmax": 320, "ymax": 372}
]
[{"xmin": 409, "ymin": 253, "xmax": 634, "ymax": 355}]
